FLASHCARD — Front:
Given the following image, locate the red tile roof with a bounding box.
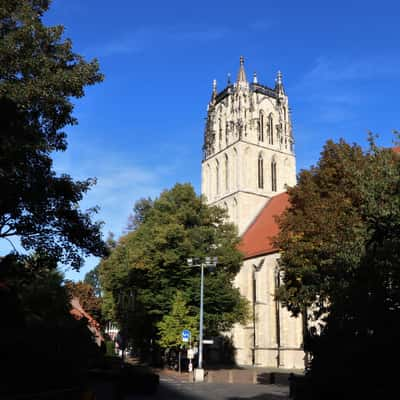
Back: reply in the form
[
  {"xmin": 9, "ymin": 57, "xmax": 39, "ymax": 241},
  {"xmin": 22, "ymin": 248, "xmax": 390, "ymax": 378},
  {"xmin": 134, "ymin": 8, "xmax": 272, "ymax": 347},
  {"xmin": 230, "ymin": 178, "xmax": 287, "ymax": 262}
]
[
  {"xmin": 238, "ymin": 192, "xmax": 289, "ymax": 259},
  {"xmin": 393, "ymin": 146, "xmax": 400, "ymax": 153},
  {"xmin": 70, "ymin": 297, "xmax": 103, "ymax": 345}
]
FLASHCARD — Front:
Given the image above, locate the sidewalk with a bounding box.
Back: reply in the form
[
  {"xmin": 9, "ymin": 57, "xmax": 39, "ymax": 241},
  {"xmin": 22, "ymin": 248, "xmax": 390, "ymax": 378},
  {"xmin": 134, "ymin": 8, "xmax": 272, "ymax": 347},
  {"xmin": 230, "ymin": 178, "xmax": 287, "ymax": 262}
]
[{"xmin": 153, "ymin": 365, "xmax": 303, "ymax": 385}]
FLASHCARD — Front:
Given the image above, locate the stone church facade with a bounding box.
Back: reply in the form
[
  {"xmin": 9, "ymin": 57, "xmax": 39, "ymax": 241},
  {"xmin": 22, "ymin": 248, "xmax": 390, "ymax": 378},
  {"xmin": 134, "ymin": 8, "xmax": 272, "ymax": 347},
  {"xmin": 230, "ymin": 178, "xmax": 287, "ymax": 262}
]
[{"xmin": 201, "ymin": 58, "xmax": 305, "ymax": 369}]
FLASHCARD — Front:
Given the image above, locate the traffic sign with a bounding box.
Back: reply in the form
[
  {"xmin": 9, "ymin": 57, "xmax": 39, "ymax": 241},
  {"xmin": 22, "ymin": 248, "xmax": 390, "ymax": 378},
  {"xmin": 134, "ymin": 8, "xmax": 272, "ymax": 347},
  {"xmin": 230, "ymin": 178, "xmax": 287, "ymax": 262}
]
[
  {"xmin": 182, "ymin": 329, "xmax": 190, "ymax": 342},
  {"xmin": 202, "ymin": 339, "xmax": 214, "ymax": 344}
]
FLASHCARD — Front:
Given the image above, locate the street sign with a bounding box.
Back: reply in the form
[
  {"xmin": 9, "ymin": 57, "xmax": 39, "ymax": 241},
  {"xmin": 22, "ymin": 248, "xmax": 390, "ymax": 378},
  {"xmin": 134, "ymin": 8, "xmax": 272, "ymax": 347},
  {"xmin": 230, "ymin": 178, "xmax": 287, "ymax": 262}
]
[
  {"xmin": 182, "ymin": 329, "xmax": 190, "ymax": 342},
  {"xmin": 202, "ymin": 339, "xmax": 214, "ymax": 344}
]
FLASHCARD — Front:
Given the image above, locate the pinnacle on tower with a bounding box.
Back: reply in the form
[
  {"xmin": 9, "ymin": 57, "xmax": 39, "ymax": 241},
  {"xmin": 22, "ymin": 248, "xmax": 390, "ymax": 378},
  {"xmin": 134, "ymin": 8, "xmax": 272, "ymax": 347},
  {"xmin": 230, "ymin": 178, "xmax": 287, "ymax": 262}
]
[
  {"xmin": 236, "ymin": 56, "xmax": 247, "ymax": 83},
  {"xmin": 276, "ymin": 70, "xmax": 283, "ymax": 85},
  {"xmin": 275, "ymin": 70, "xmax": 284, "ymax": 93},
  {"xmin": 210, "ymin": 79, "xmax": 217, "ymax": 103},
  {"xmin": 253, "ymin": 72, "xmax": 258, "ymax": 84}
]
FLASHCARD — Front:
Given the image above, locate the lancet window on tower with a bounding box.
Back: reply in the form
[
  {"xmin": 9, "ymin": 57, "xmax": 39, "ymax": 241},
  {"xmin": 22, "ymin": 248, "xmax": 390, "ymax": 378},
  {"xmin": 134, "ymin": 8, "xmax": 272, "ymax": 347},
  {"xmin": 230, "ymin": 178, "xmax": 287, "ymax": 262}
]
[
  {"xmin": 259, "ymin": 111, "xmax": 264, "ymax": 142},
  {"xmin": 206, "ymin": 164, "xmax": 211, "ymax": 198},
  {"xmin": 258, "ymin": 153, "xmax": 264, "ymax": 189},
  {"xmin": 225, "ymin": 154, "xmax": 229, "ymax": 192},
  {"xmin": 216, "ymin": 160, "xmax": 220, "ymax": 195},
  {"xmin": 218, "ymin": 118, "xmax": 222, "ymax": 149},
  {"xmin": 271, "ymin": 159, "xmax": 277, "ymax": 192},
  {"xmin": 283, "ymin": 106, "xmax": 287, "ymax": 133},
  {"xmin": 268, "ymin": 114, "xmax": 274, "ymax": 145}
]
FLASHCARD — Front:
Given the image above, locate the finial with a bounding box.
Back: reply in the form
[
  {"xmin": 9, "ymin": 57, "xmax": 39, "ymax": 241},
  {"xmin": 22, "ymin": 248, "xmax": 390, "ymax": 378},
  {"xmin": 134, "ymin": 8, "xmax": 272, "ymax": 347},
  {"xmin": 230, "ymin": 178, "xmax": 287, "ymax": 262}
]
[
  {"xmin": 237, "ymin": 56, "xmax": 247, "ymax": 83},
  {"xmin": 227, "ymin": 73, "xmax": 231, "ymax": 85},
  {"xmin": 210, "ymin": 79, "xmax": 217, "ymax": 103},
  {"xmin": 277, "ymin": 70, "xmax": 283, "ymax": 85},
  {"xmin": 253, "ymin": 72, "xmax": 258, "ymax": 84},
  {"xmin": 275, "ymin": 70, "xmax": 284, "ymax": 94}
]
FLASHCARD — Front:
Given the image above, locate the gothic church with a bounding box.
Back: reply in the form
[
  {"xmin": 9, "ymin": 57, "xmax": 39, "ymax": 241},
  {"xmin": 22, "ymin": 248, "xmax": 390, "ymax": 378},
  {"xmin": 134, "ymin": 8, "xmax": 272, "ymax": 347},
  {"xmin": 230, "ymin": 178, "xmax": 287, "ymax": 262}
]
[{"xmin": 201, "ymin": 57, "xmax": 304, "ymax": 369}]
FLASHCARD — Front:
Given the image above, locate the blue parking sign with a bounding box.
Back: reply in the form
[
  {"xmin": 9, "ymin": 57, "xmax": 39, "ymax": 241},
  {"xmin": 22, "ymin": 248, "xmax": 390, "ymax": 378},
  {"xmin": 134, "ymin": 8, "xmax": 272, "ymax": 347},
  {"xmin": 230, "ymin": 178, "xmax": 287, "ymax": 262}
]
[{"xmin": 182, "ymin": 329, "xmax": 190, "ymax": 342}]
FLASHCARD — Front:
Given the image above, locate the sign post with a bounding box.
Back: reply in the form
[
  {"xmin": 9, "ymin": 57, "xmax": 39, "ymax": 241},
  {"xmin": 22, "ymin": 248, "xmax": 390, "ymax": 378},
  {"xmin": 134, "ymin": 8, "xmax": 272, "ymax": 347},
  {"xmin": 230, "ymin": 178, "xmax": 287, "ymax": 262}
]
[{"xmin": 187, "ymin": 348, "xmax": 194, "ymax": 372}]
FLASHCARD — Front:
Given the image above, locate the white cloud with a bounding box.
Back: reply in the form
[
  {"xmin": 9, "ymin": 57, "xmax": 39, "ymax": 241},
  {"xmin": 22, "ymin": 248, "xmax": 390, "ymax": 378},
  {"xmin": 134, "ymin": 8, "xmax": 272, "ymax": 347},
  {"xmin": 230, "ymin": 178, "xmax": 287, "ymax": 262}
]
[
  {"xmin": 89, "ymin": 26, "xmax": 231, "ymax": 57},
  {"xmin": 53, "ymin": 145, "xmax": 174, "ymax": 238},
  {"xmin": 301, "ymin": 56, "xmax": 399, "ymax": 84},
  {"xmin": 291, "ymin": 56, "xmax": 400, "ymax": 124}
]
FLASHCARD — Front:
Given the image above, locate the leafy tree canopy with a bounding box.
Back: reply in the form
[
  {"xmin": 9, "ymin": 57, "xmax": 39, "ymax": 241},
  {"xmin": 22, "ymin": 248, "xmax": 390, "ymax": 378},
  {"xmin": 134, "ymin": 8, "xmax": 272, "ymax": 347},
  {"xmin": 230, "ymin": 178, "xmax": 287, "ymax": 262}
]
[
  {"xmin": 100, "ymin": 183, "xmax": 249, "ymax": 352},
  {"xmin": 275, "ymin": 135, "xmax": 400, "ymax": 399},
  {"xmin": 84, "ymin": 265, "xmax": 102, "ymax": 297},
  {"xmin": 0, "ymin": 0, "xmax": 106, "ymax": 268},
  {"xmin": 276, "ymin": 135, "xmax": 400, "ymax": 317},
  {"xmin": 0, "ymin": 254, "xmax": 102, "ymax": 395},
  {"xmin": 157, "ymin": 291, "xmax": 198, "ymax": 350}
]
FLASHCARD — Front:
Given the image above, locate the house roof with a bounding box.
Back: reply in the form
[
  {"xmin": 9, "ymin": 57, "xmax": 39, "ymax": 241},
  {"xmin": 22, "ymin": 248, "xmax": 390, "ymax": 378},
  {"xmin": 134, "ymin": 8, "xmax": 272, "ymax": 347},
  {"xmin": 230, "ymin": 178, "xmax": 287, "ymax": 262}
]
[
  {"xmin": 393, "ymin": 146, "xmax": 400, "ymax": 153},
  {"xmin": 238, "ymin": 192, "xmax": 289, "ymax": 260},
  {"xmin": 70, "ymin": 297, "xmax": 100, "ymax": 329}
]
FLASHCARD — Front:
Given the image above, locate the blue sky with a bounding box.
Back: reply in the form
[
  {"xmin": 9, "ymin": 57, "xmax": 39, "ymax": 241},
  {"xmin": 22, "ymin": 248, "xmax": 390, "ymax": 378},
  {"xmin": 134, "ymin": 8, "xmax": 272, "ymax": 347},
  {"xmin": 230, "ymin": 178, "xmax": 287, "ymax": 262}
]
[{"xmin": 3, "ymin": 0, "xmax": 399, "ymax": 280}]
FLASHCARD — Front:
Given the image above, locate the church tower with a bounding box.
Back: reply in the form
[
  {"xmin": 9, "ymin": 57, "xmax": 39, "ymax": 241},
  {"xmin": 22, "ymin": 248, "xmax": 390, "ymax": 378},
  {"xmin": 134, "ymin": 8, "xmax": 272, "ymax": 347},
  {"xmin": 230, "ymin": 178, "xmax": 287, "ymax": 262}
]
[{"xmin": 201, "ymin": 57, "xmax": 296, "ymax": 234}]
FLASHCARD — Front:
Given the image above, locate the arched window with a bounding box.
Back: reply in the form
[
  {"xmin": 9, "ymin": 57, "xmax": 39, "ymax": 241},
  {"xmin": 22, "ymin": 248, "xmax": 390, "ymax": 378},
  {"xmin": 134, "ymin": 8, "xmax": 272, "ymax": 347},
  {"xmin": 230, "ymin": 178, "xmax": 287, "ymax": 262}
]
[
  {"xmin": 218, "ymin": 118, "xmax": 222, "ymax": 149},
  {"xmin": 244, "ymin": 147, "xmax": 251, "ymax": 187},
  {"xmin": 259, "ymin": 111, "xmax": 264, "ymax": 142},
  {"xmin": 233, "ymin": 197, "xmax": 238, "ymax": 219},
  {"xmin": 258, "ymin": 153, "xmax": 264, "ymax": 189},
  {"xmin": 268, "ymin": 114, "xmax": 274, "ymax": 145},
  {"xmin": 225, "ymin": 154, "xmax": 229, "ymax": 192},
  {"xmin": 223, "ymin": 202, "xmax": 229, "ymax": 216},
  {"xmin": 233, "ymin": 147, "xmax": 238, "ymax": 189},
  {"xmin": 206, "ymin": 163, "xmax": 211, "ymax": 199},
  {"xmin": 271, "ymin": 159, "xmax": 277, "ymax": 192},
  {"xmin": 216, "ymin": 160, "xmax": 220, "ymax": 195}
]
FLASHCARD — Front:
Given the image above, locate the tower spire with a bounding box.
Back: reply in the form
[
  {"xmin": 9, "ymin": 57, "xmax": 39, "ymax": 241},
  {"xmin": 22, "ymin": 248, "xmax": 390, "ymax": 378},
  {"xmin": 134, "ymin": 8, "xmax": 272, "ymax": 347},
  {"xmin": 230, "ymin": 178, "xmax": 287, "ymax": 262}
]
[{"xmin": 236, "ymin": 56, "xmax": 247, "ymax": 83}]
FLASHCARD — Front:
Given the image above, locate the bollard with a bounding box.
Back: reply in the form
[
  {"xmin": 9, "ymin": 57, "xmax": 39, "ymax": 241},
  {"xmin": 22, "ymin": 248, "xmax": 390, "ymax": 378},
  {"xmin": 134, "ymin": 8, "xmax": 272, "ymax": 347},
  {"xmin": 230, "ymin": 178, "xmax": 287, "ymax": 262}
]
[
  {"xmin": 288, "ymin": 373, "xmax": 294, "ymax": 398},
  {"xmin": 269, "ymin": 372, "xmax": 275, "ymax": 384}
]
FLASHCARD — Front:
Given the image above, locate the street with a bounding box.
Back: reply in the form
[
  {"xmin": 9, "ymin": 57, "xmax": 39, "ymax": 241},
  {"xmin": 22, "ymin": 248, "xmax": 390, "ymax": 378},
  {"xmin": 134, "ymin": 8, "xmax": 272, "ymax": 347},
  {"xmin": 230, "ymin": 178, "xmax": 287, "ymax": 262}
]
[{"xmin": 126, "ymin": 375, "xmax": 289, "ymax": 400}]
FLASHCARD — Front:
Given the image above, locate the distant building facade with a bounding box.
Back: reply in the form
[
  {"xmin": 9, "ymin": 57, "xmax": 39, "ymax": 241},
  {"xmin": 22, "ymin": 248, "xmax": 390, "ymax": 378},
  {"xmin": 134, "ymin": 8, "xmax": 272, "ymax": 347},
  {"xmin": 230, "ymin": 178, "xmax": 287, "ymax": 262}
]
[{"xmin": 201, "ymin": 58, "xmax": 304, "ymax": 369}]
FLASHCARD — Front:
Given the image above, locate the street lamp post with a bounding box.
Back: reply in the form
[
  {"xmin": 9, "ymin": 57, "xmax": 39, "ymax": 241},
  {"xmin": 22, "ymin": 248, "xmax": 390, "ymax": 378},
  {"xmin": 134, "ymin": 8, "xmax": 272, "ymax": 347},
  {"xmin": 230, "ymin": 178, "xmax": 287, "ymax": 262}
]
[{"xmin": 187, "ymin": 256, "xmax": 217, "ymax": 382}]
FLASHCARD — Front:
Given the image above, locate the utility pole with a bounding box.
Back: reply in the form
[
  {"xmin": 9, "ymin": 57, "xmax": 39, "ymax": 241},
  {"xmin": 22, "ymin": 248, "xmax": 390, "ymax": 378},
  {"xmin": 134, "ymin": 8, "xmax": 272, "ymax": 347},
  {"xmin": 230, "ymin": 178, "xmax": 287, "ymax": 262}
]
[{"xmin": 187, "ymin": 256, "xmax": 217, "ymax": 382}]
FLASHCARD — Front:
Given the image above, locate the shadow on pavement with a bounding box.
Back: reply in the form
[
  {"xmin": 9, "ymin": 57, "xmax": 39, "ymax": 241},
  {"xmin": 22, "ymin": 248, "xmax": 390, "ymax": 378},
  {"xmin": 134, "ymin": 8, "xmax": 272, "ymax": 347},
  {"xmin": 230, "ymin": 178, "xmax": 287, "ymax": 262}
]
[{"xmin": 127, "ymin": 382, "xmax": 289, "ymax": 400}]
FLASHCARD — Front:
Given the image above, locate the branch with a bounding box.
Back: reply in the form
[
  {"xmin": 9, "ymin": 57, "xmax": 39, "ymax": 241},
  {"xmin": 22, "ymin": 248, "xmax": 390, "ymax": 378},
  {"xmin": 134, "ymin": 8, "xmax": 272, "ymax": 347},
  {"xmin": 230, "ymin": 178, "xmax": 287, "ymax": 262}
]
[{"xmin": 1, "ymin": 237, "xmax": 18, "ymax": 253}]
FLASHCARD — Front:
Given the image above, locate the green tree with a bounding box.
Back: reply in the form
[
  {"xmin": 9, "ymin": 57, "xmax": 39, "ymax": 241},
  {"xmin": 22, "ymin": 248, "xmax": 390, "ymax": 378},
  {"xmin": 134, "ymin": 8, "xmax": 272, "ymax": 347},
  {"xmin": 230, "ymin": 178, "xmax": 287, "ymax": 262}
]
[
  {"xmin": 0, "ymin": 254, "xmax": 101, "ymax": 395},
  {"xmin": 100, "ymin": 183, "xmax": 249, "ymax": 356},
  {"xmin": 157, "ymin": 291, "xmax": 198, "ymax": 349},
  {"xmin": 84, "ymin": 266, "xmax": 102, "ymax": 297},
  {"xmin": 0, "ymin": 0, "xmax": 105, "ymax": 268},
  {"xmin": 275, "ymin": 135, "xmax": 400, "ymax": 399}
]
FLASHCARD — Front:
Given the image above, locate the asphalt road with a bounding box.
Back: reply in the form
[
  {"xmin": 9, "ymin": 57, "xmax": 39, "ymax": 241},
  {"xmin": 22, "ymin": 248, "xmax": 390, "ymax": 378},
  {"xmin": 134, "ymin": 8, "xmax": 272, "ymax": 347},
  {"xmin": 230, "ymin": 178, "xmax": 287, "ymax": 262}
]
[{"xmin": 126, "ymin": 375, "xmax": 290, "ymax": 400}]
